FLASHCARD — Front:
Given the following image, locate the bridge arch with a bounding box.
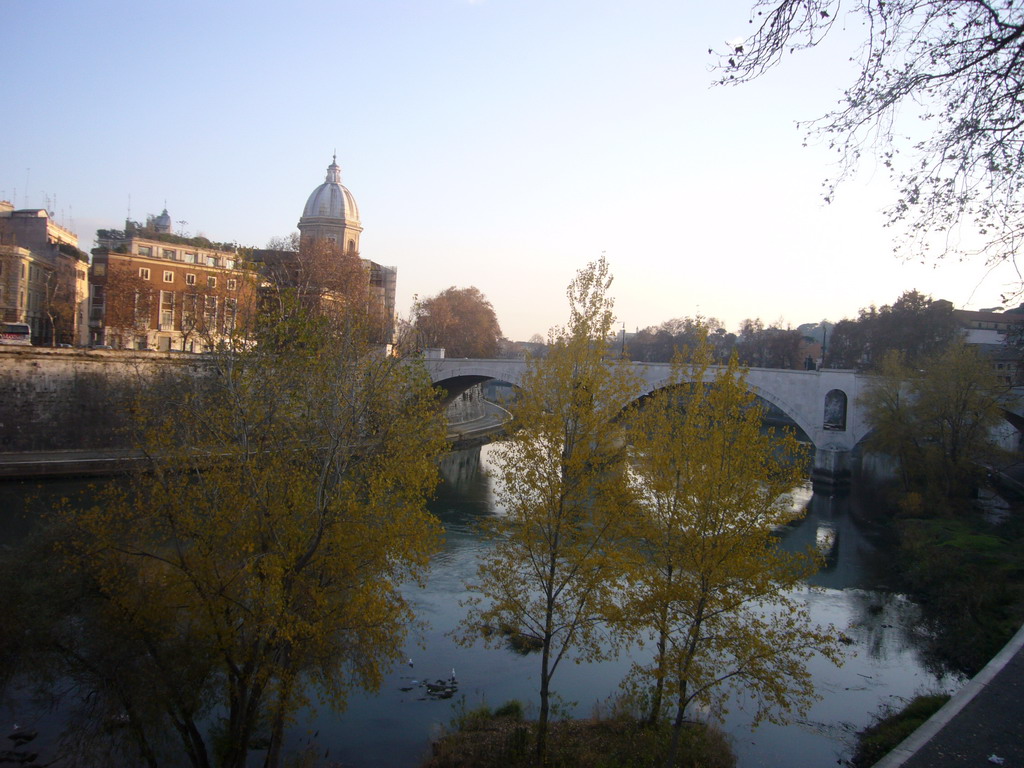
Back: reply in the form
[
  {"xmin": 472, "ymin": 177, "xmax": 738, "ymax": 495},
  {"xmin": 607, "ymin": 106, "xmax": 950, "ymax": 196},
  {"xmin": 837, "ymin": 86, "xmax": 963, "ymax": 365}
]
[
  {"xmin": 426, "ymin": 361, "xmax": 527, "ymax": 407},
  {"xmin": 634, "ymin": 373, "xmax": 818, "ymax": 444}
]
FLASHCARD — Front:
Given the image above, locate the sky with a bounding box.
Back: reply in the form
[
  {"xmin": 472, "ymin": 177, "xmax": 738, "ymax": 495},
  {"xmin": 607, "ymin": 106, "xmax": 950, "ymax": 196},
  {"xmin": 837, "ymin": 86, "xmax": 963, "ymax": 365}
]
[{"xmin": 4, "ymin": 0, "xmax": 1021, "ymax": 341}]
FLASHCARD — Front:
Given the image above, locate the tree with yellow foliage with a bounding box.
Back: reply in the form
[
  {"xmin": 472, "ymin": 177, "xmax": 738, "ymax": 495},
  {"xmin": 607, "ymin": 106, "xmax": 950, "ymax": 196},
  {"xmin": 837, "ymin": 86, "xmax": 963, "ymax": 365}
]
[
  {"xmin": 620, "ymin": 343, "xmax": 841, "ymax": 768},
  {"xmin": 457, "ymin": 257, "xmax": 641, "ymax": 764},
  {"xmin": 58, "ymin": 292, "xmax": 447, "ymax": 768}
]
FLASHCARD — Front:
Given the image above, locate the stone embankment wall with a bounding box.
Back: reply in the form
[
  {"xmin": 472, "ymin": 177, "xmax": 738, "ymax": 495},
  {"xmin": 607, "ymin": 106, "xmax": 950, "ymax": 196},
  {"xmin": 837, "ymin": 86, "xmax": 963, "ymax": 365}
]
[
  {"xmin": 0, "ymin": 347, "xmax": 206, "ymax": 452},
  {"xmin": 444, "ymin": 384, "xmax": 487, "ymax": 425},
  {"xmin": 0, "ymin": 348, "xmax": 482, "ymax": 454}
]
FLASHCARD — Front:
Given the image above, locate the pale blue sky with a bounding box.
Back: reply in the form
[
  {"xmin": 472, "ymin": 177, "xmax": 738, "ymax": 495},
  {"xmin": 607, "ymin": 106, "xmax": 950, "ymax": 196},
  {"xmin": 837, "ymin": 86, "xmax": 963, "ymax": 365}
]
[{"xmin": 3, "ymin": 0, "xmax": 1019, "ymax": 340}]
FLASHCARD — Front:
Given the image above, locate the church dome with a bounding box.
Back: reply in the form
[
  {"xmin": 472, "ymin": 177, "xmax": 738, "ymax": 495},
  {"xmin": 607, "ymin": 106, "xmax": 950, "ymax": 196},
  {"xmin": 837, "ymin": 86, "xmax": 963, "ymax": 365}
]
[{"xmin": 301, "ymin": 156, "xmax": 360, "ymax": 224}]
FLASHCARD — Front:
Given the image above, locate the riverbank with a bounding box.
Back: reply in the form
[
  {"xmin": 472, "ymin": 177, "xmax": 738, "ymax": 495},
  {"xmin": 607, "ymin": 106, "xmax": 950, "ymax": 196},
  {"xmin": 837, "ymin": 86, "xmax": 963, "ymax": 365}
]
[
  {"xmin": 838, "ymin": 467, "xmax": 1024, "ymax": 767},
  {"xmin": 425, "ymin": 706, "xmax": 735, "ymax": 768},
  {"xmin": 872, "ymin": 621, "xmax": 1024, "ymax": 767}
]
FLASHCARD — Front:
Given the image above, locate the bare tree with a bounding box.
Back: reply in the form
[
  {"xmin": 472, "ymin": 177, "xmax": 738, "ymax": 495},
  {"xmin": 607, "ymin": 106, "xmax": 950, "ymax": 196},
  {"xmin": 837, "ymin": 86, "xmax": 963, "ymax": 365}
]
[
  {"xmin": 719, "ymin": 1, "xmax": 1024, "ymax": 282},
  {"xmin": 41, "ymin": 260, "xmax": 79, "ymax": 346},
  {"xmin": 101, "ymin": 263, "xmax": 154, "ymax": 349}
]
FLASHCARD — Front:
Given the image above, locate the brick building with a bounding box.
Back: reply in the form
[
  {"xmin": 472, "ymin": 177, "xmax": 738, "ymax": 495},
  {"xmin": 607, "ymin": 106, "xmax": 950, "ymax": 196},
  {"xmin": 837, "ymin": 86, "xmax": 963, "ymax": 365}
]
[{"xmin": 90, "ymin": 217, "xmax": 258, "ymax": 351}]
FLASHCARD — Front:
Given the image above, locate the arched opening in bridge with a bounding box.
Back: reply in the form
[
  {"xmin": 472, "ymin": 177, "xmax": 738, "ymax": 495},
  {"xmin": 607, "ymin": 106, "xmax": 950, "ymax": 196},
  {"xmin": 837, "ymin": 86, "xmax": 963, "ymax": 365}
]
[
  {"xmin": 824, "ymin": 389, "xmax": 848, "ymax": 432},
  {"xmin": 432, "ymin": 375, "xmax": 520, "ymax": 407},
  {"xmin": 628, "ymin": 385, "xmax": 812, "ymax": 445}
]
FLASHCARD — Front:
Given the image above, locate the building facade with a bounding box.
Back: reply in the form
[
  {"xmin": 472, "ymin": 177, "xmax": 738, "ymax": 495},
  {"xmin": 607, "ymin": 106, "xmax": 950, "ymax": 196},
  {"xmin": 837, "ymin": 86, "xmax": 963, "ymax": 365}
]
[
  {"xmin": 90, "ymin": 218, "xmax": 257, "ymax": 351},
  {"xmin": 954, "ymin": 308, "xmax": 1024, "ymax": 384},
  {"xmin": 0, "ymin": 201, "xmax": 90, "ymax": 345}
]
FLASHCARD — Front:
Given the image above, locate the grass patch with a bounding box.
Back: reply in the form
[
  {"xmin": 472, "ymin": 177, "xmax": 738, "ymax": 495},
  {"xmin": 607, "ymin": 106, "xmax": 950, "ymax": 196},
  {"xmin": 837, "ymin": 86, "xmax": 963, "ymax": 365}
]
[
  {"xmin": 849, "ymin": 694, "xmax": 950, "ymax": 768},
  {"xmin": 425, "ymin": 706, "xmax": 735, "ymax": 768}
]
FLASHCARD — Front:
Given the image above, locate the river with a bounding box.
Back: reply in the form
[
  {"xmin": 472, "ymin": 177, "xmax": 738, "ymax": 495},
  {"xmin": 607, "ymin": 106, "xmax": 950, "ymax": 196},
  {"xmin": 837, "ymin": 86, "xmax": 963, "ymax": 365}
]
[
  {"xmin": 293, "ymin": 444, "xmax": 962, "ymax": 768},
  {"xmin": 0, "ymin": 445, "xmax": 963, "ymax": 767}
]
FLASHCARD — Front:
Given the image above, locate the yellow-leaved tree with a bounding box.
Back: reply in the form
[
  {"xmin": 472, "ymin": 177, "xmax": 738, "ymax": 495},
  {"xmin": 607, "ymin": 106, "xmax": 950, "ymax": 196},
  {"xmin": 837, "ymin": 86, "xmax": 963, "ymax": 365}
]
[
  {"xmin": 57, "ymin": 287, "xmax": 447, "ymax": 768},
  {"xmin": 457, "ymin": 256, "xmax": 641, "ymax": 764},
  {"xmin": 620, "ymin": 342, "xmax": 841, "ymax": 768}
]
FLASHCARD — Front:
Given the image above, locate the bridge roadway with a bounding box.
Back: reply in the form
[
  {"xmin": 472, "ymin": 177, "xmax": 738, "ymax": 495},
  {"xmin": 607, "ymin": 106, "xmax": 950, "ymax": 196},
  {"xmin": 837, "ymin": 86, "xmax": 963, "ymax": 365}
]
[{"xmin": 427, "ymin": 358, "xmax": 872, "ymax": 488}]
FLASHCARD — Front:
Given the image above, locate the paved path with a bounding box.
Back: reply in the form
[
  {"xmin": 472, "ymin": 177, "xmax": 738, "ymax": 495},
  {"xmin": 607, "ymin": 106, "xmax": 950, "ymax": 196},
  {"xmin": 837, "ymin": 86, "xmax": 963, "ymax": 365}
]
[
  {"xmin": 874, "ymin": 623, "xmax": 1024, "ymax": 767},
  {"xmin": 0, "ymin": 448, "xmax": 145, "ymax": 478}
]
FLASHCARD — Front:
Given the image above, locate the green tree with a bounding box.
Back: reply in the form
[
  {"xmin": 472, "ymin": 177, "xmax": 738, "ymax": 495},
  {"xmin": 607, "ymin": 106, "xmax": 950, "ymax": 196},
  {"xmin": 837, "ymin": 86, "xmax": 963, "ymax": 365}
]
[
  {"xmin": 620, "ymin": 343, "xmax": 840, "ymax": 768},
  {"xmin": 457, "ymin": 257, "xmax": 641, "ymax": 764},
  {"xmin": 735, "ymin": 318, "xmax": 803, "ymax": 369},
  {"xmin": 826, "ymin": 291, "xmax": 958, "ymax": 370},
  {"xmin": 410, "ymin": 286, "xmax": 504, "ymax": 358},
  {"xmin": 627, "ymin": 316, "xmax": 731, "ymax": 363},
  {"xmin": 858, "ymin": 351, "xmax": 919, "ymax": 491},
  {"xmin": 720, "ymin": 1, "xmax": 1024, "ymax": 271},
  {"xmin": 52, "ymin": 293, "xmax": 447, "ymax": 768},
  {"xmin": 861, "ymin": 343, "xmax": 1005, "ymax": 504}
]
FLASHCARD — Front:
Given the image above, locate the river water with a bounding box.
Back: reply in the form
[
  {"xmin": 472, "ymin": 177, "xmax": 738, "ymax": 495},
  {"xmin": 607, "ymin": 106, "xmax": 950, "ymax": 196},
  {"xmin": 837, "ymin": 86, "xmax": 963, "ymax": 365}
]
[
  {"xmin": 0, "ymin": 446, "xmax": 964, "ymax": 767},
  {"xmin": 292, "ymin": 444, "xmax": 962, "ymax": 768}
]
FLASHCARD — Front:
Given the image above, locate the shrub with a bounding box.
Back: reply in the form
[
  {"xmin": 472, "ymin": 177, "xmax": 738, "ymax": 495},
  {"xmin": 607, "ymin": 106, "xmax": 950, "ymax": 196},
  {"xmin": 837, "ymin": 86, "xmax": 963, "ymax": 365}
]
[
  {"xmin": 493, "ymin": 700, "xmax": 524, "ymax": 720},
  {"xmin": 850, "ymin": 694, "xmax": 950, "ymax": 768}
]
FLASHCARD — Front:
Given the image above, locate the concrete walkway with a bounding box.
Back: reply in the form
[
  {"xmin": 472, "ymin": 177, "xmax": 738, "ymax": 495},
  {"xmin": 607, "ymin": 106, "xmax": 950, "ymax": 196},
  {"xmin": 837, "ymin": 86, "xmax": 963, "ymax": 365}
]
[
  {"xmin": 0, "ymin": 448, "xmax": 146, "ymax": 478},
  {"xmin": 874, "ymin": 622, "xmax": 1024, "ymax": 767}
]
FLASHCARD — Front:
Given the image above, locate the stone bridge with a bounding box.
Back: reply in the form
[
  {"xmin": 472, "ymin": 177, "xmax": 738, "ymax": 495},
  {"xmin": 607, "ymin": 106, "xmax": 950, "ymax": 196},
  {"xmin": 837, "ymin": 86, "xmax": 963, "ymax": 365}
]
[{"xmin": 426, "ymin": 358, "xmax": 872, "ymax": 489}]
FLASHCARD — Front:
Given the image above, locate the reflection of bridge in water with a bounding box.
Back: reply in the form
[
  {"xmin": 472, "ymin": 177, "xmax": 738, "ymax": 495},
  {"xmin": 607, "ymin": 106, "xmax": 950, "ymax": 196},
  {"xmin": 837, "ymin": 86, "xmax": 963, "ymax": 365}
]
[{"xmin": 427, "ymin": 358, "xmax": 1024, "ymax": 489}]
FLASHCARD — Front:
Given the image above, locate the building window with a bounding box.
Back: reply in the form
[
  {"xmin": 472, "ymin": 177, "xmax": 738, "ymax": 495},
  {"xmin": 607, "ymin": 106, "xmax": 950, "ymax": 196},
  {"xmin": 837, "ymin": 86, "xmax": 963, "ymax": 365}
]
[
  {"xmin": 163, "ymin": 270, "xmax": 174, "ymax": 283},
  {"xmin": 224, "ymin": 298, "xmax": 237, "ymax": 332},
  {"xmin": 90, "ymin": 285, "xmax": 105, "ymax": 322},
  {"xmin": 227, "ymin": 278, "xmax": 237, "ymax": 291},
  {"xmin": 183, "ymin": 293, "xmax": 198, "ymax": 332},
  {"xmin": 162, "ymin": 248, "xmax": 176, "ymax": 260},
  {"xmin": 185, "ymin": 273, "xmax": 196, "ymax": 286},
  {"xmin": 139, "ymin": 267, "xmax": 151, "ymax": 280},
  {"xmin": 184, "ymin": 252, "xmax": 196, "ymax": 264},
  {"xmin": 134, "ymin": 290, "xmax": 150, "ymax": 325},
  {"xmin": 204, "ymin": 295, "xmax": 217, "ymax": 329},
  {"xmin": 207, "ymin": 276, "xmax": 217, "ymax": 289},
  {"xmin": 160, "ymin": 290, "xmax": 175, "ymax": 330},
  {"xmin": 21, "ymin": 263, "xmax": 26, "ymax": 278},
  {"xmin": 138, "ymin": 245, "xmax": 152, "ymax": 257}
]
